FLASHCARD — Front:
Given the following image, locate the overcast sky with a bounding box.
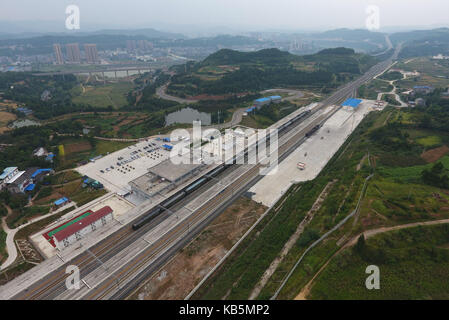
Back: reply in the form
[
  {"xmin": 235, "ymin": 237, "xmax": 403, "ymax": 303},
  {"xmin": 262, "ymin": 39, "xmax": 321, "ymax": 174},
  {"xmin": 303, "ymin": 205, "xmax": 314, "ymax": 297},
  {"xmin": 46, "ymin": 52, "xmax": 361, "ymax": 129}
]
[{"xmin": 1, "ymin": 0, "xmax": 448, "ymax": 33}]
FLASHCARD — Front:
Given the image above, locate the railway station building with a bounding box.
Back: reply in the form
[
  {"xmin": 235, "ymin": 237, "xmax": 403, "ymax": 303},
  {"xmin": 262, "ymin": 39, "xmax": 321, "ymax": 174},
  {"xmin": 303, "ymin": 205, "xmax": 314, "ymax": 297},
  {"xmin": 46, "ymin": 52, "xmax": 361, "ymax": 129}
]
[
  {"xmin": 52, "ymin": 206, "xmax": 114, "ymax": 250},
  {"xmin": 129, "ymin": 156, "xmax": 206, "ymax": 199}
]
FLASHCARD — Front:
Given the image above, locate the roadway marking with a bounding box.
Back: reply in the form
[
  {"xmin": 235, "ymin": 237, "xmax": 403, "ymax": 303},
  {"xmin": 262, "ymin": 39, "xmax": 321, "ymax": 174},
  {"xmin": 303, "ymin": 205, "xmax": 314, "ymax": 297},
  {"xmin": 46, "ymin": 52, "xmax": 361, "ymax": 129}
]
[
  {"xmin": 82, "ymin": 279, "xmax": 91, "ymax": 289},
  {"xmin": 14, "ymin": 53, "xmax": 400, "ymax": 300},
  {"xmin": 87, "ymin": 249, "xmax": 108, "ymax": 271},
  {"xmin": 114, "ymin": 218, "xmax": 124, "ymax": 225},
  {"xmin": 56, "ymin": 253, "xmax": 65, "ymax": 263}
]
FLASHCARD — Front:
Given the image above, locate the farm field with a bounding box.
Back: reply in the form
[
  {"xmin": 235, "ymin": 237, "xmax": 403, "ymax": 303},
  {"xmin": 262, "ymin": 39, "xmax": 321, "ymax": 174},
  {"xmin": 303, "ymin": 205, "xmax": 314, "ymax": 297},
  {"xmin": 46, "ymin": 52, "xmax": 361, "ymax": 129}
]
[
  {"xmin": 396, "ymin": 57, "xmax": 449, "ymax": 89},
  {"xmin": 0, "ymin": 111, "xmax": 17, "ymax": 134}
]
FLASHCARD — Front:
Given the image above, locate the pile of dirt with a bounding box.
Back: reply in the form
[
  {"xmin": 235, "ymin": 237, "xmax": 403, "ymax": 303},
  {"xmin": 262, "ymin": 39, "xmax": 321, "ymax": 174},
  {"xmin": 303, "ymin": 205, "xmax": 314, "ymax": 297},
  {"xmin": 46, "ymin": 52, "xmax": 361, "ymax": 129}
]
[
  {"xmin": 64, "ymin": 141, "xmax": 92, "ymax": 154},
  {"xmin": 421, "ymin": 145, "xmax": 449, "ymax": 163}
]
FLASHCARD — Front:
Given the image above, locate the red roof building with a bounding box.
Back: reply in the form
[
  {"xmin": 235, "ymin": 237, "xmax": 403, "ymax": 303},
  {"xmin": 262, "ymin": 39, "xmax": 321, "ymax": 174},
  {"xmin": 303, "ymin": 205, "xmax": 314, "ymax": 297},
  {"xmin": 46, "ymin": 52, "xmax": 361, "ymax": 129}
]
[{"xmin": 53, "ymin": 206, "xmax": 113, "ymax": 245}]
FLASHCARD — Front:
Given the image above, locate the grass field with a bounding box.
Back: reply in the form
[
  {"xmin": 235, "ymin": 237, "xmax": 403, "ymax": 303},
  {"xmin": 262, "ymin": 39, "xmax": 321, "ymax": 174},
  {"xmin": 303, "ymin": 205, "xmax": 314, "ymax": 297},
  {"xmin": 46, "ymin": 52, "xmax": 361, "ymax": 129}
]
[
  {"xmin": 308, "ymin": 224, "xmax": 449, "ymax": 299},
  {"xmin": 397, "ymin": 57, "xmax": 449, "ymax": 78},
  {"xmin": 72, "ymin": 82, "xmax": 133, "ymax": 109},
  {"xmin": 395, "ymin": 57, "xmax": 449, "ymax": 89},
  {"xmin": 358, "ymin": 79, "xmax": 393, "ymax": 100},
  {"xmin": 56, "ymin": 137, "xmax": 132, "ymax": 170},
  {"xmin": 6, "ymin": 205, "xmax": 51, "ymax": 229},
  {"xmin": 240, "ymin": 102, "xmax": 301, "ymax": 129},
  {"xmin": 195, "ymin": 105, "xmax": 449, "ymax": 300},
  {"xmin": 416, "ymin": 135, "xmax": 443, "ymax": 147}
]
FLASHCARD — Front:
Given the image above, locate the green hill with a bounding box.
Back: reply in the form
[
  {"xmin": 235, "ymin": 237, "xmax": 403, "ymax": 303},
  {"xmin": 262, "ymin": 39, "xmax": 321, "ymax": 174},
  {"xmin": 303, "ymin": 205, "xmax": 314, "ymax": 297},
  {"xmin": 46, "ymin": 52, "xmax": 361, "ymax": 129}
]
[
  {"xmin": 168, "ymin": 47, "xmax": 378, "ymax": 96},
  {"xmin": 390, "ymin": 28, "xmax": 449, "ymax": 58},
  {"xmin": 200, "ymin": 48, "xmax": 292, "ymax": 66}
]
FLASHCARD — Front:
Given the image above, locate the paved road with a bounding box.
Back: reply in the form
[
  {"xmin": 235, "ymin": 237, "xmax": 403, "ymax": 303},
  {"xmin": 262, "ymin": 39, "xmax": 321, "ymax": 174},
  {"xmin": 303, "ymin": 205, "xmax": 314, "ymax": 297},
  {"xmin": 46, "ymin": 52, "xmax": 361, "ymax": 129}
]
[
  {"xmin": 376, "ymin": 70, "xmax": 408, "ymax": 108},
  {"xmin": 4, "ymin": 45, "xmax": 400, "ymax": 300},
  {"xmin": 0, "ymin": 203, "xmax": 75, "ymax": 271},
  {"xmin": 155, "ymin": 84, "xmax": 198, "ymax": 104}
]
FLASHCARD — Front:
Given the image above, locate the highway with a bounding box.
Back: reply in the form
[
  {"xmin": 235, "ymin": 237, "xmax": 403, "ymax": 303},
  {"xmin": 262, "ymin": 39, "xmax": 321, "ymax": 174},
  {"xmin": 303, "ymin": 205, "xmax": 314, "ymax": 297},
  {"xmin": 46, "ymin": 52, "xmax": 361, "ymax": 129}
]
[{"xmin": 8, "ymin": 45, "xmax": 400, "ymax": 300}]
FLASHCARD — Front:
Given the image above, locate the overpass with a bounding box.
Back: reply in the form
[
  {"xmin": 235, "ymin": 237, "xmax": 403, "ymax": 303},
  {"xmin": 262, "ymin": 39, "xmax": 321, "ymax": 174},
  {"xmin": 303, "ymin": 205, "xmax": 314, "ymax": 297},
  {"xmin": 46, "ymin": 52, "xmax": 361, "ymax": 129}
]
[
  {"xmin": 32, "ymin": 66, "xmax": 153, "ymax": 79},
  {"xmin": 0, "ymin": 45, "xmax": 401, "ymax": 300}
]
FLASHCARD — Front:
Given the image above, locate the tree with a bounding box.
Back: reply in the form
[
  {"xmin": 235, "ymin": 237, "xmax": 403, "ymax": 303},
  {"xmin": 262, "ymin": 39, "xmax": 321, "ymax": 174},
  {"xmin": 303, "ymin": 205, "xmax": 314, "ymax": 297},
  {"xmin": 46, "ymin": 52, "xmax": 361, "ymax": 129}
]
[
  {"xmin": 421, "ymin": 162, "xmax": 449, "ymax": 189},
  {"xmin": 355, "ymin": 234, "xmax": 366, "ymax": 255}
]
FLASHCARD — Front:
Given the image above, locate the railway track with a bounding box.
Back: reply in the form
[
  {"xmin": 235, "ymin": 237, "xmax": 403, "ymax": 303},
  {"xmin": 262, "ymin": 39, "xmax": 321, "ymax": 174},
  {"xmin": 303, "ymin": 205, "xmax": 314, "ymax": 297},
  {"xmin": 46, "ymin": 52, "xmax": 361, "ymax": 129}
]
[
  {"xmin": 11, "ymin": 47, "xmax": 400, "ymax": 300},
  {"xmin": 82, "ymin": 107, "xmax": 340, "ymax": 300},
  {"xmin": 15, "ymin": 165, "xmax": 242, "ymax": 300}
]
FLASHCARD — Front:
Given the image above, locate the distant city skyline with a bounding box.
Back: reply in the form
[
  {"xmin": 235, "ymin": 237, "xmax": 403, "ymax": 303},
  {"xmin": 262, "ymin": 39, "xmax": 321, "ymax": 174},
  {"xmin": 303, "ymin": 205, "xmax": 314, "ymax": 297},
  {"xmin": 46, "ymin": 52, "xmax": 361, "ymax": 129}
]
[{"xmin": 0, "ymin": 0, "xmax": 448, "ymax": 36}]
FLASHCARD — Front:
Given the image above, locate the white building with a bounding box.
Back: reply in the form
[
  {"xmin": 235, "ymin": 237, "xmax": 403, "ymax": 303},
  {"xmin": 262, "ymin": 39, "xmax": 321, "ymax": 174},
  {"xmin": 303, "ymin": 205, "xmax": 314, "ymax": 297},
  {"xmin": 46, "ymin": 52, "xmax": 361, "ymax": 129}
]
[
  {"xmin": 0, "ymin": 167, "xmax": 20, "ymax": 190},
  {"xmin": 33, "ymin": 147, "xmax": 48, "ymax": 157},
  {"xmin": 52, "ymin": 206, "xmax": 114, "ymax": 250}
]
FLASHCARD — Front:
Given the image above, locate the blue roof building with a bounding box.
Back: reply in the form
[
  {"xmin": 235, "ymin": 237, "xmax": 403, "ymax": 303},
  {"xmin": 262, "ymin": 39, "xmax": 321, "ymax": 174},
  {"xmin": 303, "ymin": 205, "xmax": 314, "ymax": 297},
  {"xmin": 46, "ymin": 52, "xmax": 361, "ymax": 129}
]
[
  {"xmin": 24, "ymin": 184, "xmax": 35, "ymax": 192},
  {"xmin": 31, "ymin": 168, "xmax": 52, "ymax": 179},
  {"xmin": 45, "ymin": 153, "xmax": 55, "ymax": 162},
  {"xmin": 54, "ymin": 197, "xmax": 69, "ymax": 206},
  {"xmin": 342, "ymin": 98, "xmax": 362, "ymax": 108},
  {"xmin": 254, "ymin": 97, "xmax": 271, "ymax": 104}
]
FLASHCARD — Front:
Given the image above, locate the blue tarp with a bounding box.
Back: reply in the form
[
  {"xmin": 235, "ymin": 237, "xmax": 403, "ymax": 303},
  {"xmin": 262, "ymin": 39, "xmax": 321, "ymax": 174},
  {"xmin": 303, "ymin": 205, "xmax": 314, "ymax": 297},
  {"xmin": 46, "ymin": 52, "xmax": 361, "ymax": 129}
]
[
  {"xmin": 246, "ymin": 107, "xmax": 256, "ymax": 113},
  {"xmin": 162, "ymin": 144, "xmax": 173, "ymax": 151},
  {"xmin": 54, "ymin": 197, "xmax": 69, "ymax": 206},
  {"xmin": 342, "ymin": 98, "xmax": 362, "ymax": 108},
  {"xmin": 163, "ymin": 137, "xmax": 171, "ymax": 142},
  {"xmin": 24, "ymin": 184, "xmax": 35, "ymax": 191},
  {"xmin": 255, "ymin": 97, "xmax": 271, "ymax": 103},
  {"xmin": 31, "ymin": 168, "xmax": 52, "ymax": 179}
]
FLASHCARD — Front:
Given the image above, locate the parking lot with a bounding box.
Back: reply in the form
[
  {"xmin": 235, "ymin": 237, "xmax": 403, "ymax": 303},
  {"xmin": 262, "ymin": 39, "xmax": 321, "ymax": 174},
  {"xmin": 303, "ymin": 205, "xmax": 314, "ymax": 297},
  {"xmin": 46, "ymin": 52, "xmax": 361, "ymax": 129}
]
[{"xmin": 76, "ymin": 138, "xmax": 176, "ymax": 193}]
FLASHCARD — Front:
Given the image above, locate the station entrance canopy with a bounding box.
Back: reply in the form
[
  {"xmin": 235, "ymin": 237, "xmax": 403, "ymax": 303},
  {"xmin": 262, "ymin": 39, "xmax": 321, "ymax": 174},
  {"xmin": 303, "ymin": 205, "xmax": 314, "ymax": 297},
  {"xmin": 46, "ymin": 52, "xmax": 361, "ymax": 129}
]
[{"xmin": 341, "ymin": 98, "xmax": 362, "ymax": 108}]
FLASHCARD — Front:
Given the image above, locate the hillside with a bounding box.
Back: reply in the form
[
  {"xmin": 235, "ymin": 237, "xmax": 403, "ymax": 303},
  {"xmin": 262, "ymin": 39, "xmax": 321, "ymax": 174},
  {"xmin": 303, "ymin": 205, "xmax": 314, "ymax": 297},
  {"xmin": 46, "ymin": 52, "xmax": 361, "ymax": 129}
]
[
  {"xmin": 391, "ymin": 28, "xmax": 449, "ymax": 58},
  {"xmin": 167, "ymin": 47, "xmax": 378, "ymax": 96},
  {"xmin": 316, "ymin": 29, "xmax": 385, "ymax": 42},
  {"xmin": 200, "ymin": 48, "xmax": 292, "ymax": 66},
  {"xmin": 194, "ymin": 92, "xmax": 449, "ymax": 300}
]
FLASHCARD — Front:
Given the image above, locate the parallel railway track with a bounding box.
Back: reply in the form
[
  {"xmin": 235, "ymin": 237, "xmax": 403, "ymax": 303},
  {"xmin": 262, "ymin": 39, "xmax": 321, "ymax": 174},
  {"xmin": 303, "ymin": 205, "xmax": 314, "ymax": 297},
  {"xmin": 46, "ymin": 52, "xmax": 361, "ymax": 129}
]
[{"xmin": 12, "ymin": 47, "xmax": 400, "ymax": 299}]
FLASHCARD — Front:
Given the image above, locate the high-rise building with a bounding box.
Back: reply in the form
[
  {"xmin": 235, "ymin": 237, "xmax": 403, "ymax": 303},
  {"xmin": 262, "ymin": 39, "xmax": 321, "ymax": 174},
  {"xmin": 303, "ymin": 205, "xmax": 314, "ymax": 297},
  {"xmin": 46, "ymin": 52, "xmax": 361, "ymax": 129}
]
[
  {"xmin": 126, "ymin": 40, "xmax": 137, "ymax": 52},
  {"xmin": 137, "ymin": 40, "xmax": 153, "ymax": 52},
  {"xmin": 84, "ymin": 44, "xmax": 99, "ymax": 64},
  {"xmin": 66, "ymin": 43, "xmax": 81, "ymax": 63},
  {"xmin": 53, "ymin": 44, "xmax": 64, "ymax": 65}
]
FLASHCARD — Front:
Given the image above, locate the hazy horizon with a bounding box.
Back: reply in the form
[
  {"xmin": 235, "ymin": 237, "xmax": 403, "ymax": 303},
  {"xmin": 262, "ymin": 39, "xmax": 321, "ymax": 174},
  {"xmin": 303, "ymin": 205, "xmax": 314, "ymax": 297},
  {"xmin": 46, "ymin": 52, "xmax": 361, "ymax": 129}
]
[{"xmin": 0, "ymin": 0, "xmax": 448, "ymax": 36}]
